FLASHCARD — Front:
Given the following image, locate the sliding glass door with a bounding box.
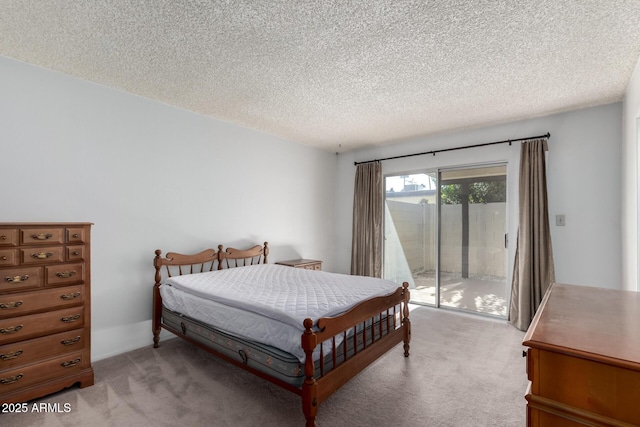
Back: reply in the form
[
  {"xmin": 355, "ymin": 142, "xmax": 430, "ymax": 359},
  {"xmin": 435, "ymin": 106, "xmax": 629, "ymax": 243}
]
[
  {"xmin": 384, "ymin": 172, "xmax": 438, "ymax": 305},
  {"xmin": 384, "ymin": 164, "xmax": 508, "ymax": 317},
  {"xmin": 438, "ymin": 165, "xmax": 507, "ymax": 316}
]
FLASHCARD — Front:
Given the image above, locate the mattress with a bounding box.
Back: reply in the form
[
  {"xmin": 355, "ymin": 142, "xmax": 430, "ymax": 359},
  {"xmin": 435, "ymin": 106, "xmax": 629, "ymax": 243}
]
[
  {"xmin": 160, "ymin": 264, "xmax": 399, "ymax": 362},
  {"xmin": 162, "ymin": 307, "xmax": 392, "ymax": 388},
  {"xmin": 162, "ymin": 308, "xmax": 305, "ymax": 386}
]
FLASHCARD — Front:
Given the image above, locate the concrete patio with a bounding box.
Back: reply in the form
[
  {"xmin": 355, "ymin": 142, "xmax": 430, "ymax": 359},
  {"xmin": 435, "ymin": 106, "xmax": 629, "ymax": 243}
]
[{"xmin": 409, "ymin": 271, "xmax": 508, "ymax": 317}]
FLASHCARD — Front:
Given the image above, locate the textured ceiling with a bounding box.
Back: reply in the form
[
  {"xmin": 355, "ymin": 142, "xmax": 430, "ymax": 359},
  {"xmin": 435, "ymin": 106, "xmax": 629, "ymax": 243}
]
[{"xmin": 2, "ymin": 1, "xmax": 640, "ymax": 152}]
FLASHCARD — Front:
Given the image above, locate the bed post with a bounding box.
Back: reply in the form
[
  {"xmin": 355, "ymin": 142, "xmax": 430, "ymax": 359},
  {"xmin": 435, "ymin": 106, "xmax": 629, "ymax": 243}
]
[
  {"xmin": 217, "ymin": 245, "xmax": 224, "ymax": 270},
  {"xmin": 152, "ymin": 250, "xmax": 163, "ymax": 348},
  {"xmin": 263, "ymin": 241, "xmax": 269, "ymax": 264},
  {"xmin": 402, "ymin": 282, "xmax": 411, "ymax": 357},
  {"xmin": 301, "ymin": 318, "xmax": 318, "ymax": 427}
]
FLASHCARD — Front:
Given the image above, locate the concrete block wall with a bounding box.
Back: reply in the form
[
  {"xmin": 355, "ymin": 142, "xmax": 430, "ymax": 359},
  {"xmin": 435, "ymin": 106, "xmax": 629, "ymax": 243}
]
[{"xmin": 386, "ymin": 201, "xmax": 506, "ymax": 277}]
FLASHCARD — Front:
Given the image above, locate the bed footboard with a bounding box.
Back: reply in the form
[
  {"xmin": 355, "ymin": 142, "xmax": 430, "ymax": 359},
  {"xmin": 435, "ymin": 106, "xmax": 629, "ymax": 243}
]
[{"xmin": 301, "ymin": 282, "xmax": 410, "ymax": 426}]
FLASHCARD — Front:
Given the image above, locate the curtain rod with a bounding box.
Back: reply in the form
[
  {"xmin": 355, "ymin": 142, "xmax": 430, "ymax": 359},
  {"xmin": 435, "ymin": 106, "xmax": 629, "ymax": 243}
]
[{"xmin": 353, "ymin": 132, "xmax": 550, "ymax": 166}]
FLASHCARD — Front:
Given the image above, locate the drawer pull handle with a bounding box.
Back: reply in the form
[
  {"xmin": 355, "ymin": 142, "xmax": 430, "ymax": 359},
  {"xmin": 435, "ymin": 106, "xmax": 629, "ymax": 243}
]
[
  {"xmin": 0, "ymin": 374, "xmax": 23, "ymax": 385},
  {"xmin": 5, "ymin": 275, "xmax": 29, "ymax": 283},
  {"xmin": 0, "ymin": 235, "xmax": 6, "ymax": 240},
  {"xmin": 0, "ymin": 325, "xmax": 23, "ymax": 334},
  {"xmin": 61, "ymin": 314, "xmax": 81, "ymax": 323},
  {"xmin": 71, "ymin": 233, "xmax": 79, "ymax": 238},
  {"xmin": 31, "ymin": 252, "xmax": 53, "ymax": 259},
  {"xmin": 72, "ymin": 251, "xmax": 80, "ymax": 256},
  {"xmin": 61, "ymin": 336, "xmax": 81, "ymax": 346},
  {"xmin": 30, "ymin": 233, "xmax": 52, "ymax": 240},
  {"xmin": 60, "ymin": 292, "xmax": 81, "ymax": 300},
  {"xmin": 56, "ymin": 271, "xmax": 76, "ymax": 279},
  {"xmin": 0, "ymin": 350, "xmax": 23, "ymax": 361},
  {"xmin": 0, "ymin": 301, "xmax": 23, "ymax": 310},
  {"xmin": 61, "ymin": 358, "xmax": 80, "ymax": 368},
  {"xmin": 1, "ymin": 256, "xmax": 7, "ymax": 261}
]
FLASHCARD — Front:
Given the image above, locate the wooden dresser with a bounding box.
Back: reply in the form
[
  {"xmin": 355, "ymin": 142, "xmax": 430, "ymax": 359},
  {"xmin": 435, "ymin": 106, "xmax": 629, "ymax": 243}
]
[
  {"xmin": 275, "ymin": 259, "xmax": 322, "ymax": 271},
  {"xmin": 523, "ymin": 283, "xmax": 640, "ymax": 426},
  {"xmin": 0, "ymin": 223, "xmax": 93, "ymax": 403}
]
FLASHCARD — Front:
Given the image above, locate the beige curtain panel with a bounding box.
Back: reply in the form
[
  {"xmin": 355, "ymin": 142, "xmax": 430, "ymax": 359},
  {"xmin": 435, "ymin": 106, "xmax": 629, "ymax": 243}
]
[
  {"xmin": 509, "ymin": 139, "xmax": 556, "ymax": 331},
  {"xmin": 351, "ymin": 162, "xmax": 383, "ymax": 278}
]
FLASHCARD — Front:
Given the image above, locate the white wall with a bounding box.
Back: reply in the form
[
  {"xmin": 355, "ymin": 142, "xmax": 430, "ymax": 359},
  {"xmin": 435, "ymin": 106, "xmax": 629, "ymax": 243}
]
[
  {"xmin": 623, "ymin": 56, "xmax": 640, "ymax": 291},
  {"xmin": 0, "ymin": 56, "xmax": 337, "ymax": 360},
  {"xmin": 336, "ymin": 103, "xmax": 623, "ymax": 291}
]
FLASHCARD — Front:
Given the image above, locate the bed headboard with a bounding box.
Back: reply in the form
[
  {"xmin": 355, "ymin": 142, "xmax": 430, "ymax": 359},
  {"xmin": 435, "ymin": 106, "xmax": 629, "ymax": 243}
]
[
  {"xmin": 153, "ymin": 241, "xmax": 269, "ymax": 283},
  {"xmin": 221, "ymin": 242, "xmax": 269, "ymax": 268},
  {"xmin": 153, "ymin": 246, "xmax": 223, "ymax": 280}
]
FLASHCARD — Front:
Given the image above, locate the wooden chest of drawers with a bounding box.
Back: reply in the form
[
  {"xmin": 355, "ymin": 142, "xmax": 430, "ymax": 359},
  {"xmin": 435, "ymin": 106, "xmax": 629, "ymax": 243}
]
[
  {"xmin": 523, "ymin": 283, "xmax": 640, "ymax": 426},
  {"xmin": 0, "ymin": 223, "xmax": 93, "ymax": 403}
]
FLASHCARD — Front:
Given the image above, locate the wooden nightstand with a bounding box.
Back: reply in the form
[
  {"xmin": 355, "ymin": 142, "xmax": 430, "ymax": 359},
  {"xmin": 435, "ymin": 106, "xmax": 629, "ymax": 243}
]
[{"xmin": 275, "ymin": 259, "xmax": 322, "ymax": 271}]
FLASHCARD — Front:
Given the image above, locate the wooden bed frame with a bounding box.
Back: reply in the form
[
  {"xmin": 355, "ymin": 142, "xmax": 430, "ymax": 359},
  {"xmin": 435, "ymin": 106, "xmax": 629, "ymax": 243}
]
[{"xmin": 152, "ymin": 242, "xmax": 411, "ymax": 426}]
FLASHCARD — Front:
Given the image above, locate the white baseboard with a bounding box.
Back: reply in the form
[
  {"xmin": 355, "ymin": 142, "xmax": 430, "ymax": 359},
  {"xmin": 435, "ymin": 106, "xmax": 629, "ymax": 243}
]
[{"xmin": 91, "ymin": 320, "xmax": 174, "ymax": 362}]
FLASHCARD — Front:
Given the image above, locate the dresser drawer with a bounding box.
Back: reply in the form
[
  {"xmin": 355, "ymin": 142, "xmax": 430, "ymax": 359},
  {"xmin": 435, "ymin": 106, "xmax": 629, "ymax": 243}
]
[
  {"xmin": 0, "ymin": 230, "xmax": 18, "ymax": 247},
  {"xmin": 0, "ymin": 285, "xmax": 84, "ymax": 318},
  {"xmin": 0, "ymin": 307, "xmax": 84, "ymax": 345},
  {"xmin": 66, "ymin": 246, "xmax": 85, "ymax": 262},
  {"xmin": 20, "ymin": 228, "xmax": 64, "ymax": 245},
  {"xmin": 0, "ymin": 249, "xmax": 18, "ymax": 267},
  {"xmin": 21, "ymin": 246, "xmax": 64, "ymax": 264},
  {"xmin": 0, "ymin": 329, "xmax": 85, "ymax": 370},
  {"xmin": 46, "ymin": 263, "xmax": 84, "ymax": 285},
  {"xmin": 533, "ymin": 349, "xmax": 640, "ymax": 424},
  {"xmin": 0, "ymin": 351, "xmax": 84, "ymax": 394},
  {"xmin": 66, "ymin": 228, "xmax": 86, "ymax": 244},
  {"xmin": 0, "ymin": 267, "xmax": 42, "ymax": 292}
]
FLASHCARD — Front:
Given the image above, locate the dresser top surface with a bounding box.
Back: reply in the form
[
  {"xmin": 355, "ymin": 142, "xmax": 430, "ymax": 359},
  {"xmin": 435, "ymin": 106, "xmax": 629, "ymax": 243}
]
[
  {"xmin": 523, "ymin": 283, "xmax": 640, "ymax": 369},
  {"xmin": 0, "ymin": 223, "xmax": 92, "ymax": 226}
]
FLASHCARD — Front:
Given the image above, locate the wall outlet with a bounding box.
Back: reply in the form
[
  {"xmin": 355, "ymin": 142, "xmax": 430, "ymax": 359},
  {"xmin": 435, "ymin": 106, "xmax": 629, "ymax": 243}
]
[{"xmin": 556, "ymin": 214, "xmax": 566, "ymax": 226}]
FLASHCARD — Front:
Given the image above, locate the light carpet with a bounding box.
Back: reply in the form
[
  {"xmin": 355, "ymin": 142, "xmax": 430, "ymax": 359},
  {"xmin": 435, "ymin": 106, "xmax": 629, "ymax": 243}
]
[{"xmin": 1, "ymin": 306, "xmax": 527, "ymax": 426}]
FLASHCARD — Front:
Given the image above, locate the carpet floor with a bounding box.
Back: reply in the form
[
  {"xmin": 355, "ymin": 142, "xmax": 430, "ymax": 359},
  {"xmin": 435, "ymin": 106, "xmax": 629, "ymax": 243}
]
[{"xmin": 1, "ymin": 306, "xmax": 527, "ymax": 426}]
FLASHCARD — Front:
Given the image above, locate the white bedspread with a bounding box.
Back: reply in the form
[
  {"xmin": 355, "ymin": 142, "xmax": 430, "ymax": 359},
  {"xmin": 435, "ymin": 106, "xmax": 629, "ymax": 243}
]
[{"xmin": 159, "ymin": 263, "xmax": 399, "ymax": 361}]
